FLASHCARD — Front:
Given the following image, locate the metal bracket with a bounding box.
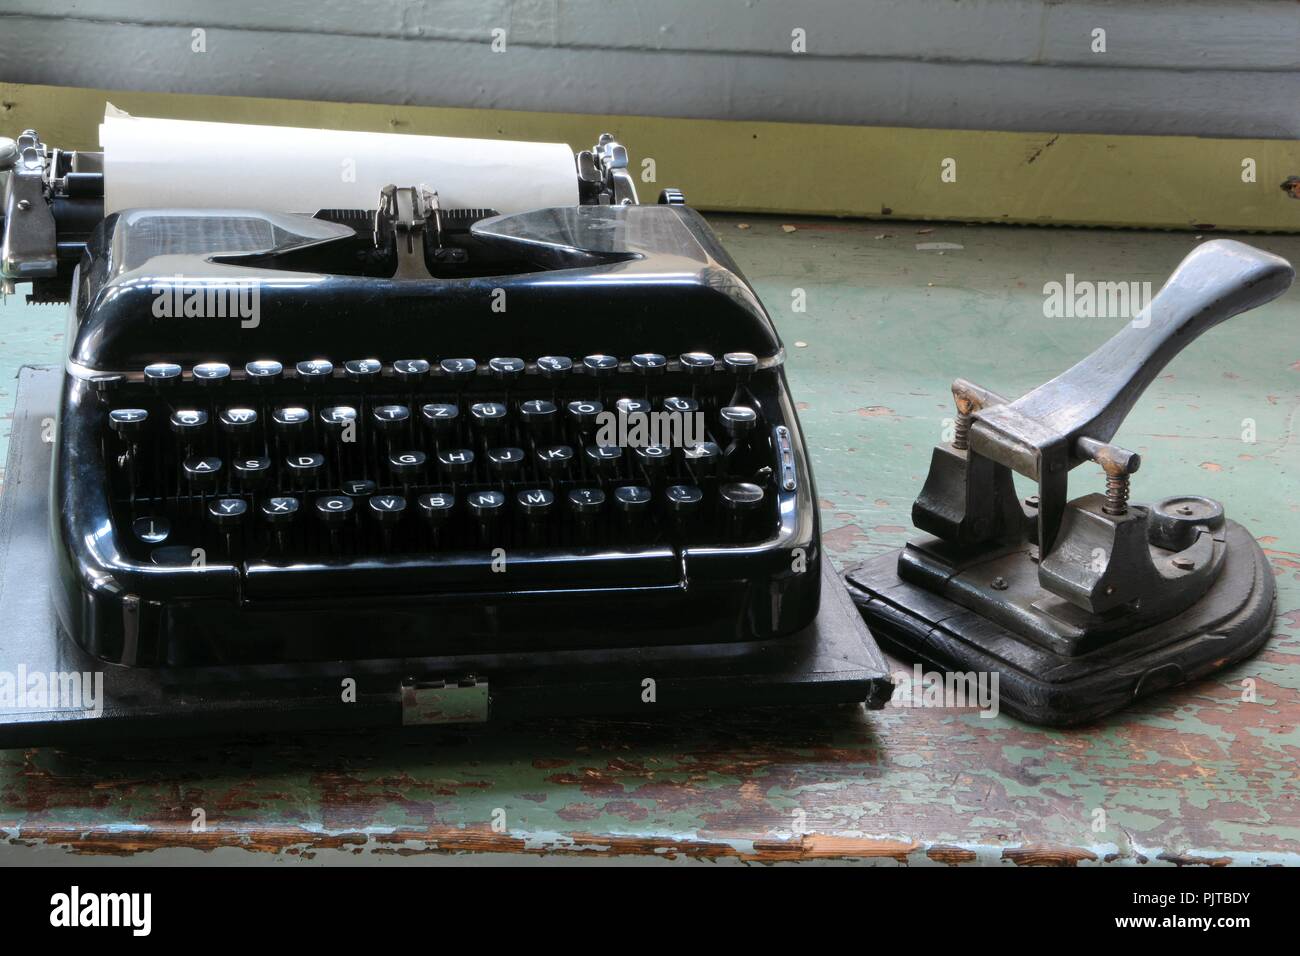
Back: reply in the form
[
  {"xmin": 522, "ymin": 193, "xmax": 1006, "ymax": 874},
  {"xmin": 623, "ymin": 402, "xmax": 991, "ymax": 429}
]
[
  {"xmin": 903, "ymin": 240, "xmax": 1293, "ymax": 642},
  {"xmin": 1, "ymin": 129, "xmax": 59, "ymax": 295},
  {"xmin": 400, "ymin": 676, "xmax": 490, "ymax": 725},
  {"xmin": 576, "ymin": 133, "xmax": 640, "ymax": 206},
  {"xmin": 374, "ymin": 184, "xmax": 441, "ymax": 279}
]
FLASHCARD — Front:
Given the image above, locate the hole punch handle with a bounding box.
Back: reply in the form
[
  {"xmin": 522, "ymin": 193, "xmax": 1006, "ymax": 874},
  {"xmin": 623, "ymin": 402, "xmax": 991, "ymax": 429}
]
[{"xmin": 969, "ymin": 239, "xmax": 1293, "ymax": 552}]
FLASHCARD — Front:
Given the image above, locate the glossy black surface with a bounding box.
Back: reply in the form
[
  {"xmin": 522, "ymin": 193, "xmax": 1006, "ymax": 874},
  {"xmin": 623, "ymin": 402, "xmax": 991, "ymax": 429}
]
[{"xmin": 53, "ymin": 204, "xmax": 822, "ymax": 666}]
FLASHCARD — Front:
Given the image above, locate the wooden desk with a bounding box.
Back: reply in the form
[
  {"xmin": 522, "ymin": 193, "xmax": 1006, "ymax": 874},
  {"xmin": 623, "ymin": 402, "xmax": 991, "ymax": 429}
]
[{"xmin": 1, "ymin": 216, "xmax": 1296, "ymax": 864}]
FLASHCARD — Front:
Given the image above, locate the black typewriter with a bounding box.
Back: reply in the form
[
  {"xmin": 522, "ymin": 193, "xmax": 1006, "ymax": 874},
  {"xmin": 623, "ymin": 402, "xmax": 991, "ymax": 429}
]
[
  {"xmin": 0, "ymin": 127, "xmax": 889, "ymax": 737},
  {"xmin": 41, "ymin": 157, "xmax": 821, "ymax": 668}
]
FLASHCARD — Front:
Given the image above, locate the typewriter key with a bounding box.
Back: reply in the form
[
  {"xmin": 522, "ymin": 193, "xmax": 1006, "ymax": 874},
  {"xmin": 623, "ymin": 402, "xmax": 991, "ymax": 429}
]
[
  {"xmin": 516, "ymin": 488, "xmax": 555, "ymax": 544},
  {"xmin": 192, "ymin": 362, "xmax": 232, "ymax": 387},
  {"xmin": 315, "ymin": 495, "xmax": 353, "ymax": 525},
  {"xmin": 342, "ymin": 479, "xmax": 377, "ymax": 497},
  {"xmin": 683, "ymin": 441, "xmax": 722, "ymax": 479},
  {"xmin": 679, "ymin": 351, "xmax": 715, "ymax": 378},
  {"xmin": 245, "ymin": 360, "xmax": 283, "ymax": 385},
  {"xmin": 568, "ymin": 487, "xmax": 606, "ymax": 544},
  {"xmin": 261, "ymin": 496, "xmax": 300, "ymax": 552},
  {"xmin": 566, "ymin": 399, "xmax": 603, "ymax": 432},
  {"xmin": 417, "ymin": 492, "xmax": 455, "ymax": 536},
  {"xmin": 368, "ymin": 495, "xmax": 407, "ymax": 539},
  {"xmin": 536, "ymin": 444, "xmax": 574, "ymax": 481},
  {"xmin": 719, "ymin": 481, "xmax": 765, "ymax": 539},
  {"xmin": 536, "ymin": 355, "xmax": 573, "ymax": 379},
  {"xmin": 613, "ymin": 485, "xmax": 653, "ymax": 536},
  {"xmin": 467, "ymin": 489, "xmax": 507, "ymax": 543},
  {"xmin": 664, "ymin": 484, "xmax": 703, "ymax": 539},
  {"xmin": 439, "ymin": 357, "xmax": 477, "ymax": 383},
  {"xmin": 344, "ymin": 358, "xmax": 383, "ymax": 383},
  {"xmin": 487, "ymin": 447, "xmax": 525, "ymax": 481},
  {"xmin": 630, "ymin": 352, "xmax": 667, "ymax": 374},
  {"xmin": 583, "ymin": 354, "xmax": 619, "ymax": 379},
  {"xmin": 234, "ymin": 456, "xmax": 272, "ymax": 489},
  {"xmin": 421, "ymin": 403, "xmax": 460, "ymax": 440},
  {"xmin": 388, "ymin": 450, "xmax": 427, "ymax": 481},
  {"xmin": 286, "ymin": 452, "xmax": 326, "ymax": 487},
  {"xmin": 392, "ymin": 359, "xmax": 430, "ymax": 383},
  {"xmin": 108, "ymin": 408, "xmax": 149, "ymax": 438},
  {"xmin": 132, "ymin": 515, "xmax": 171, "ymax": 546},
  {"xmin": 295, "ymin": 359, "xmax": 334, "ymax": 383},
  {"xmin": 437, "ymin": 448, "xmax": 475, "ymax": 481},
  {"xmin": 143, "ymin": 362, "xmax": 182, "ymax": 389},
  {"xmin": 489, "ymin": 356, "xmax": 526, "ymax": 383},
  {"xmin": 170, "ymin": 408, "xmax": 208, "ymax": 440},
  {"xmin": 518, "ymin": 399, "xmax": 558, "ymax": 438},
  {"xmin": 182, "ymin": 456, "xmax": 222, "ymax": 491},
  {"xmin": 584, "ymin": 444, "xmax": 623, "ymax": 479}
]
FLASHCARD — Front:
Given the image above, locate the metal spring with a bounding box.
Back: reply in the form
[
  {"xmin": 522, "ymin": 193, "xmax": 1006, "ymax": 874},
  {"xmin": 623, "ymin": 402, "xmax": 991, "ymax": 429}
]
[
  {"xmin": 1102, "ymin": 472, "xmax": 1130, "ymax": 515},
  {"xmin": 952, "ymin": 413, "xmax": 972, "ymax": 450}
]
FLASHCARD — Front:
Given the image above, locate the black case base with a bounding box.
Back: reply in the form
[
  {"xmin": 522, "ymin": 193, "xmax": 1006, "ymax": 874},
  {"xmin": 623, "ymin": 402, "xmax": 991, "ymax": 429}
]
[
  {"xmin": 843, "ymin": 534, "xmax": 1275, "ymax": 727},
  {"xmin": 0, "ymin": 366, "xmax": 893, "ymax": 748}
]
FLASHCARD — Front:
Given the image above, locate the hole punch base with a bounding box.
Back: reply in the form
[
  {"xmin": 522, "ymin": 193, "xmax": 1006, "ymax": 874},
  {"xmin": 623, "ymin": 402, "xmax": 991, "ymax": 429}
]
[{"xmin": 843, "ymin": 523, "xmax": 1275, "ymax": 726}]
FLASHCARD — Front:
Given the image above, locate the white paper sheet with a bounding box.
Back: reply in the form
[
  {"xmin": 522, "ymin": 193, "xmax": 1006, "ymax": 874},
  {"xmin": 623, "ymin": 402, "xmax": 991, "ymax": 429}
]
[{"xmin": 100, "ymin": 106, "xmax": 579, "ymax": 216}]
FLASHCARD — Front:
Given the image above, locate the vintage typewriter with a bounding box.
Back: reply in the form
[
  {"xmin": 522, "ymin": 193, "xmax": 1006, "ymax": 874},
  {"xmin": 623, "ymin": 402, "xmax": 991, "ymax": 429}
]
[{"xmin": 0, "ymin": 123, "xmax": 890, "ymax": 737}]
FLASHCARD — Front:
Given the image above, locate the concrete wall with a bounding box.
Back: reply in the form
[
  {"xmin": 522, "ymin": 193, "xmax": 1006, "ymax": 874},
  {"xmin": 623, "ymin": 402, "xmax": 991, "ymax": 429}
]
[{"xmin": 0, "ymin": 0, "xmax": 1296, "ymax": 138}]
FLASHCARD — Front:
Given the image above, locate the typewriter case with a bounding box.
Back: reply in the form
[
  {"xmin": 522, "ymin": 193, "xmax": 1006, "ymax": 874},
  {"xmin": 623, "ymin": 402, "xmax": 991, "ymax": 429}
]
[{"xmin": 53, "ymin": 203, "xmax": 828, "ymax": 670}]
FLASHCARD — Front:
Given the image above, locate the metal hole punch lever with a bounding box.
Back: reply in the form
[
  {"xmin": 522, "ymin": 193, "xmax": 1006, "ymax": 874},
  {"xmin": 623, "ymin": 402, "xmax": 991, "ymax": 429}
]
[{"xmin": 843, "ymin": 240, "xmax": 1294, "ymax": 725}]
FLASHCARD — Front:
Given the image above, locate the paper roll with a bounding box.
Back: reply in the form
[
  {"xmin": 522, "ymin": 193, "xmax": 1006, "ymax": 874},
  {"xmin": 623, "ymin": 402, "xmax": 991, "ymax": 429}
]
[{"xmin": 99, "ymin": 107, "xmax": 579, "ymax": 217}]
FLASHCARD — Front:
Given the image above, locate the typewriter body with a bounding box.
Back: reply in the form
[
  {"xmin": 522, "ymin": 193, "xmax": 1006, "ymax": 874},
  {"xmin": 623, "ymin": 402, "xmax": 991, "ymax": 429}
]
[{"xmin": 38, "ymin": 143, "xmax": 823, "ymax": 672}]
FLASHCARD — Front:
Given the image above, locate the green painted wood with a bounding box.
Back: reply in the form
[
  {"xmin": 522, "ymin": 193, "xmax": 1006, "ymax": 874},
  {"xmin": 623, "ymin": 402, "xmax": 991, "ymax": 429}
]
[{"xmin": 0, "ymin": 217, "xmax": 1296, "ymax": 864}]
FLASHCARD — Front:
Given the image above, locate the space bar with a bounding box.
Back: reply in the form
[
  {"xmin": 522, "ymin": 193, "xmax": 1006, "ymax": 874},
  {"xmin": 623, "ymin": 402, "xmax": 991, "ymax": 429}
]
[{"xmin": 242, "ymin": 548, "xmax": 680, "ymax": 598}]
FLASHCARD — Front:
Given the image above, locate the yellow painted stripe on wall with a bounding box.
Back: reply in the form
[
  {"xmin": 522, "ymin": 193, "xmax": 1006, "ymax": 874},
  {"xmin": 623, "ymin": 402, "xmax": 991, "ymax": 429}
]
[{"xmin": 3, "ymin": 82, "xmax": 1297, "ymax": 232}]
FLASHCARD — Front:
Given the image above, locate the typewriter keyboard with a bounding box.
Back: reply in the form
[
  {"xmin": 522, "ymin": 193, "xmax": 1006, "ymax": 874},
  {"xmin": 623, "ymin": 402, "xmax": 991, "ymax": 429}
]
[{"xmin": 100, "ymin": 352, "xmax": 790, "ymax": 563}]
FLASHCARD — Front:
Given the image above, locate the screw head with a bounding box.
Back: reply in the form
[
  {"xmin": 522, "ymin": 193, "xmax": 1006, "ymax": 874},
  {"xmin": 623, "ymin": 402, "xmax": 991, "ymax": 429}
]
[{"xmin": 991, "ymin": 576, "xmax": 1009, "ymax": 591}]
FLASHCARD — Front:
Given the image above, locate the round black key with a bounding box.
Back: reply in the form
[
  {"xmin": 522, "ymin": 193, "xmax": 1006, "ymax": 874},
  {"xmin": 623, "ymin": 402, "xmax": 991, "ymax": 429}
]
[
  {"xmin": 614, "ymin": 484, "xmax": 652, "ymax": 515},
  {"xmin": 421, "ymin": 403, "xmax": 460, "ymax": 433},
  {"xmin": 584, "ymin": 444, "xmax": 622, "ymax": 476},
  {"xmin": 234, "ymin": 455, "xmax": 272, "ymax": 487},
  {"xmin": 388, "ymin": 449, "xmax": 427, "ymax": 479},
  {"xmin": 635, "ymin": 444, "xmax": 672, "ymax": 470},
  {"xmin": 536, "ymin": 355, "xmax": 573, "ymax": 379},
  {"xmin": 208, "ymin": 497, "xmax": 248, "ymax": 527},
  {"xmin": 108, "ymin": 408, "xmax": 149, "ymax": 438},
  {"xmin": 583, "ymin": 354, "xmax": 619, "ymax": 378},
  {"xmin": 417, "ymin": 491, "xmax": 455, "ymax": 526},
  {"xmin": 516, "ymin": 487, "xmax": 554, "ymax": 516},
  {"xmin": 372, "ymin": 404, "xmax": 411, "ymax": 432},
  {"xmin": 315, "ymin": 494, "xmax": 353, "ymax": 525},
  {"xmin": 392, "ymin": 359, "xmax": 430, "ymax": 383},
  {"xmin": 720, "ymin": 481, "xmax": 765, "ymax": 511},
  {"xmin": 272, "ymin": 406, "xmax": 310, "ymax": 437},
  {"xmin": 437, "ymin": 448, "xmax": 475, "ymax": 478},
  {"xmin": 320, "ymin": 405, "xmax": 357, "ymax": 435},
  {"xmin": 720, "ymin": 405, "xmax": 758, "ymax": 437},
  {"xmin": 344, "ymin": 358, "xmax": 382, "ymax": 383},
  {"xmin": 132, "ymin": 515, "xmax": 171, "ymax": 545},
  {"xmin": 467, "ymin": 490, "xmax": 506, "ymax": 519},
  {"xmin": 286, "ymin": 452, "xmax": 326, "ymax": 485},
  {"xmin": 665, "ymin": 484, "xmax": 703, "ymax": 514},
  {"xmin": 519, "ymin": 399, "xmax": 557, "ymax": 431},
  {"xmin": 170, "ymin": 408, "xmax": 208, "ymax": 438},
  {"xmin": 143, "ymin": 362, "xmax": 182, "ymax": 388},
  {"xmin": 90, "ymin": 374, "xmax": 123, "ymax": 394},
  {"xmin": 296, "ymin": 359, "xmax": 334, "ymax": 383},
  {"xmin": 368, "ymin": 494, "xmax": 406, "ymax": 526},
  {"xmin": 219, "ymin": 406, "xmax": 258, "ymax": 434},
  {"xmin": 470, "ymin": 402, "xmax": 508, "ymax": 429},
  {"xmin": 723, "ymin": 351, "xmax": 758, "ymax": 378},
  {"xmin": 615, "ymin": 397, "xmax": 651, "ymax": 417},
  {"xmin": 245, "ymin": 359, "xmax": 283, "ymax": 384},
  {"xmin": 487, "ymin": 447, "xmax": 525, "ymax": 477},
  {"xmin": 439, "ymin": 357, "xmax": 477, "ymax": 382},
  {"xmin": 683, "ymin": 441, "xmax": 723, "ymax": 476},
  {"xmin": 566, "ymin": 399, "xmax": 603, "ymax": 429},
  {"xmin": 536, "ymin": 444, "xmax": 574, "ymax": 477},
  {"xmin": 663, "ymin": 395, "xmax": 699, "ymax": 415},
  {"xmin": 489, "ymin": 356, "xmax": 525, "ymax": 382},
  {"xmin": 192, "ymin": 362, "xmax": 231, "ymax": 386},
  {"xmin": 342, "ymin": 479, "xmax": 377, "ymax": 497},
  {"xmin": 182, "ymin": 455, "xmax": 222, "ymax": 490},
  {"xmin": 568, "ymin": 487, "xmax": 606, "ymax": 516},
  {"xmin": 261, "ymin": 496, "xmax": 300, "ymax": 525},
  {"xmin": 679, "ymin": 351, "xmax": 715, "ymax": 376},
  {"xmin": 630, "ymin": 352, "xmax": 667, "ymax": 374}
]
